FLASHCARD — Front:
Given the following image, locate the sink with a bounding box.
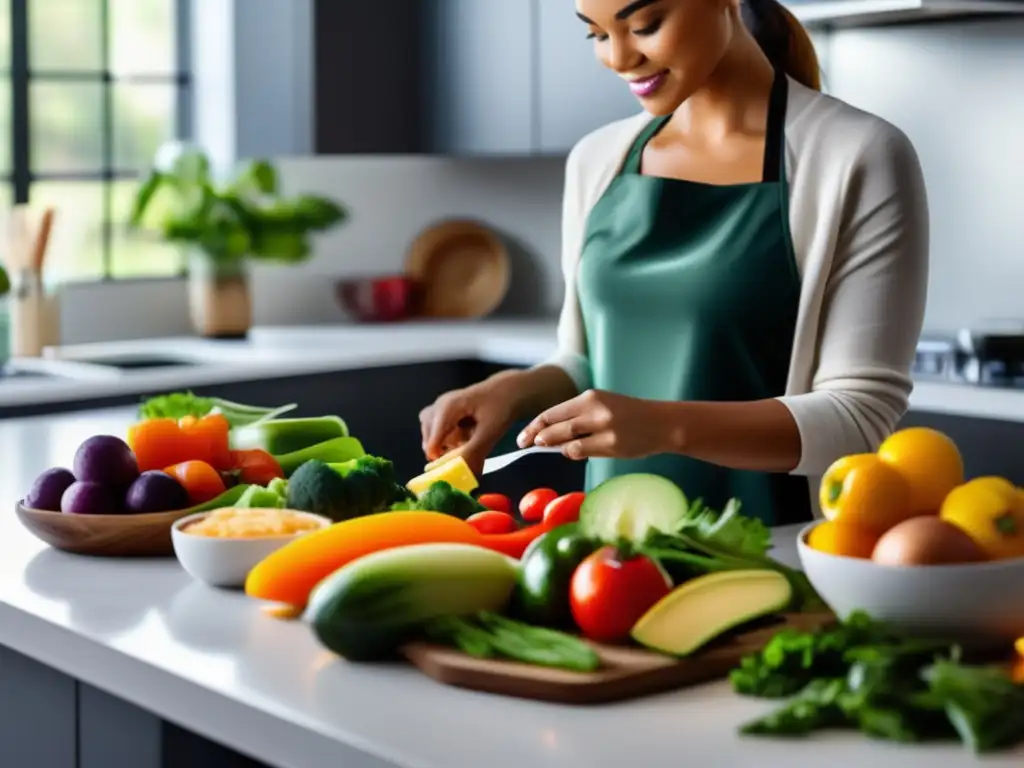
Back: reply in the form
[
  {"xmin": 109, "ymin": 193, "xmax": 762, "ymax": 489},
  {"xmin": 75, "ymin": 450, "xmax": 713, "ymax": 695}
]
[
  {"xmin": 68, "ymin": 354, "xmax": 200, "ymax": 371},
  {"xmin": 1, "ymin": 357, "xmax": 126, "ymax": 381}
]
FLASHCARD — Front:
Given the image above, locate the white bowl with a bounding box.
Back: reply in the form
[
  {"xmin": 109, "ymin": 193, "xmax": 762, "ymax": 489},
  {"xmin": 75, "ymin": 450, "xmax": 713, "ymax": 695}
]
[
  {"xmin": 797, "ymin": 520, "xmax": 1024, "ymax": 644},
  {"xmin": 171, "ymin": 509, "xmax": 331, "ymax": 589}
]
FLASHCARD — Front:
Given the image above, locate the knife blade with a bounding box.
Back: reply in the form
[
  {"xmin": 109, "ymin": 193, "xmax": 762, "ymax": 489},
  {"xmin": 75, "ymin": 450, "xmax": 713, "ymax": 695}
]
[{"xmin": 482, "ymin": 445, "xmax": 563, "ymax": 475}]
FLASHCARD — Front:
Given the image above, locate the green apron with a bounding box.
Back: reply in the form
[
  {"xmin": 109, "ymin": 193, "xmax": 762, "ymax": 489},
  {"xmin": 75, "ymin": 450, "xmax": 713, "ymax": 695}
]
[{"xmin": 576, "ymin": 69, "xmax": 811, "ymax": 526}]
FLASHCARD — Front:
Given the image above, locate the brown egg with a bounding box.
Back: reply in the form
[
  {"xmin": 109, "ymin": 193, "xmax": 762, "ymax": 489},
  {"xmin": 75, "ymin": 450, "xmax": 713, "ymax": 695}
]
[{"xmin": 871, "ymin": 516, "xmax": 988, "ymax": 566}]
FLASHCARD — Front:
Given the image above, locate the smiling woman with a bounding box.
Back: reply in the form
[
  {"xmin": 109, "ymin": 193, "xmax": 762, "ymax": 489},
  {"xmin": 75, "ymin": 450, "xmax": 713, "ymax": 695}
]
[{"xmin": 419, "ymin": 0, "xmax": 929, "ymax": 528}]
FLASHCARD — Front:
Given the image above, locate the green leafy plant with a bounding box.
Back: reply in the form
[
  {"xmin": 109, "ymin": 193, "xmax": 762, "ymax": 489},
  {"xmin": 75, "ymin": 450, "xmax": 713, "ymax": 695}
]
[
  {"xmin": 128, "ymin": 142, "xmax": 346, "ymax": 266},
  {"xmin": 0, "ymin": 265, "xmax": 9, "ymax": 297}
]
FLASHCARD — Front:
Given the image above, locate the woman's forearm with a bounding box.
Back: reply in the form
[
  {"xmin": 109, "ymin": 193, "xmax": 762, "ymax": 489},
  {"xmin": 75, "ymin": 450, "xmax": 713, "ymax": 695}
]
[
  {"xmin": 488, "ymin": 365, "xmax": 580, "ymax": 422},
  {"xmin": 662, "ymin": 398, "xmax": 802, "ymax": 473}
]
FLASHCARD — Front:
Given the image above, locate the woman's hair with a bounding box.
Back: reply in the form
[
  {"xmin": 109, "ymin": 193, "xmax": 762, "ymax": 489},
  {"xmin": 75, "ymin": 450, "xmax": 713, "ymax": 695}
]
[{"xmin": 741, "ymin": 0, "xmax": 822, "ymax": 91}]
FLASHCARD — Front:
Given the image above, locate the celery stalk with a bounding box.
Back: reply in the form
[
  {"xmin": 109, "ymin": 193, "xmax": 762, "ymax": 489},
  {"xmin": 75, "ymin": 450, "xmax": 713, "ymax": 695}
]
[
  {"xmin": 229, "ymin": 416, "xmax": 349, "ymax": 456},
  {"xmin": 275, "ymin": 436, "xmax": 366, "ymax": 476}
]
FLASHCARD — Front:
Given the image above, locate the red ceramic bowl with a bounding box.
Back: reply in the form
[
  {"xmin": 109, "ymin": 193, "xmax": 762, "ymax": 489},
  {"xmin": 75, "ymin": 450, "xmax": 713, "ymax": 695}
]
[{"xmin": 335, "ymin": 275, "xmax": 422, "ymax": 322}]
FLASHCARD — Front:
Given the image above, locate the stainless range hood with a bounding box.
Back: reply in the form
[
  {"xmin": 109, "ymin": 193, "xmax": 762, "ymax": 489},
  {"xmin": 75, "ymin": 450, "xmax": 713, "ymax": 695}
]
[{"xmin": 786, "ymin": 0, "xmax": 1024, "ymax": 27}]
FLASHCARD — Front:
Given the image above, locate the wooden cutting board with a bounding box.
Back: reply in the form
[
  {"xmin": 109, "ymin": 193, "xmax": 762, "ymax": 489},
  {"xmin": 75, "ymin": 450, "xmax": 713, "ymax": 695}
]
[{"xmin": 402, "ymin": 611, "xmax": 835, "ymax": 705}]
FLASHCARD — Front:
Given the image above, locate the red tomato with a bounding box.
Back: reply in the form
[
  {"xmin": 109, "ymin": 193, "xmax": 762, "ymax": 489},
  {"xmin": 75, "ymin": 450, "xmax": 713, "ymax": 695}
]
[
  {"xmin": 467, "ymin": 511, "xmax": 518, "ymax": 535},
  {"xmin": 519, "ymin": 488, "xmax": 559, "ymax": 522},
  {"xmin": 542, "ymin": 492, "xmax": 585, "ymax": 528},
  {"xmin": 569, "ymin": 546, "xmax": 672, "ymax": 643},
  {"xmin": 477, "ymin": 493, "xmax": 513, "ymax": 515},
  {"xmin": 229, "ymin": 449, "xmax": 285, "ymax": 486}
]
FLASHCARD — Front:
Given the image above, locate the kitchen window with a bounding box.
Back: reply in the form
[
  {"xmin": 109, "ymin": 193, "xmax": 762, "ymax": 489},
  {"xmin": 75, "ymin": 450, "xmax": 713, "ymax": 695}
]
[{"xmin": 2, "ymin": 0, "xmax": 191, "ymax": 282}]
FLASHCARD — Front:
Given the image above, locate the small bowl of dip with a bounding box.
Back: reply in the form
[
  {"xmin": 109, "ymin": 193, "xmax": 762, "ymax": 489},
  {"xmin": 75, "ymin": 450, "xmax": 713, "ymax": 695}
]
[{"xmin": 171, "ymin": 507, "xmax": 331, "ymax": 588}]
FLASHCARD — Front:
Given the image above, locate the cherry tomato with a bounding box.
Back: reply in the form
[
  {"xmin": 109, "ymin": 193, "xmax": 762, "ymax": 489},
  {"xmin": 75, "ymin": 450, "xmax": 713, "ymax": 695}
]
[
  {"xmin": 229, "ymin": 449, "xmax": 285, "ymax": 486},
  {"xmin": 478, "ymin": 493, "xmax": 513, "ymax": 515},
  {"xmin": 467, "ymin": 510, "xmax": 518, "ymax": 535},
  {"xmin": 519, "ymin": 488, "xmax": 559, "ymax": 522},
  {"xmin": 569, "ymin": 545, "xmax": 672, "ymax": 643},
  {"xmin": 542, "ymin": 491, "xmax": 585, "ymax": 528}
]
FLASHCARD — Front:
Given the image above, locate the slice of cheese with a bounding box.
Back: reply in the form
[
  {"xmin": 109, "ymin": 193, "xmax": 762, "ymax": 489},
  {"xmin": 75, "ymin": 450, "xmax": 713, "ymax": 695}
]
[{"xmin": 406, "ymin": 455, "xmax": 479, "ymax": 498}]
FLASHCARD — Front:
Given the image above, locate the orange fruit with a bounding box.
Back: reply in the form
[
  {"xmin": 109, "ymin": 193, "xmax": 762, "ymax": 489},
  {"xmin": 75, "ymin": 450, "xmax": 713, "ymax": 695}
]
[
  {"xmin": 1015, "ymin": 636, "xmax": 1024, "ymax": 659},
  {"xmin": 877, "ymin": 427, "xmax": 963, "ymax": 515},
  {"xmin": 818, "ymin": 453, "xmax": 914, "ymax": 533},
  {"xmin": 807, "ymin": 520, "xmax": 879, "ymax": 559}
]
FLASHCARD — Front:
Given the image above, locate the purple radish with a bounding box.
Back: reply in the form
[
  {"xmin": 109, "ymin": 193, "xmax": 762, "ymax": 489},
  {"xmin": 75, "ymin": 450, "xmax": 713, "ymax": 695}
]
[
  {"xmin": 61, "ymin": 481, "xmax": 118, "ymax": 515},
  {"xmin": 25, "ymin": 467, "xmax": 76, "ymax": 511},
  {"xmin": 125, "ymin": 471, "xmax": 189, "ymax": 514},
  {"xmin": 73, "ymin": 435, "xmax": 139, "ymax": 488}
]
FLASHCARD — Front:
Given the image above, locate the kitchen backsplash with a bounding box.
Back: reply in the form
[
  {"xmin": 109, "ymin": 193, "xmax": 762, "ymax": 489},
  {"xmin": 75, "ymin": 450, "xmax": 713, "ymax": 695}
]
[
  {"xmin": 825, "ymin": 19, "xmax": 1024, "ymax": 333},
  {"xmin": 57, "ymin": 19, "xmax": 1024, "ymax": 344}
]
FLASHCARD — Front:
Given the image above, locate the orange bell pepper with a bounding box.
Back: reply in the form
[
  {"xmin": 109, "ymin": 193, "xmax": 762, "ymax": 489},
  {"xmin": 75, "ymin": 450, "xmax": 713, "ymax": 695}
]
[
  {"xmin": 164, "ymin": 460, "xmax": 227, "ymax": 505},
  {"xmin": 127, "ymin": 414, "xmax": 232, "ymax": 472},
  {"xmin": 245, "ymin": 511, "xmax": 482, "ymax": 609}
]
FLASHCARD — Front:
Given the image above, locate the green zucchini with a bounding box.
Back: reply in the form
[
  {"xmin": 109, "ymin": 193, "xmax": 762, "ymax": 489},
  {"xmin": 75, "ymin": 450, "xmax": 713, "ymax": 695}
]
[{"xmin": 306, "ymin": 543, "xmax": 518, "ymax": 661}]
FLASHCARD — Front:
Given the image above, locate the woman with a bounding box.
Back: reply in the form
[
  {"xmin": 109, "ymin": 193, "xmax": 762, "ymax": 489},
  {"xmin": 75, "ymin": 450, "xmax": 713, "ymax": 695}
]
[{"xmin": 420, "ymin": 0, "xmax": 929, "ymax": 525}]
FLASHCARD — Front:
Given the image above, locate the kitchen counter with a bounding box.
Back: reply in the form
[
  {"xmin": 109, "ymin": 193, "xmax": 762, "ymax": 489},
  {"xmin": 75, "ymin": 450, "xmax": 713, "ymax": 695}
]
[
  {"xmin": 0, "ymin": 406, "xmax": 1020, "ymax": 768},
  {"xmin": 0, "ymin": 321, "xmax": 562, "ymax": 409},
  {"xmin": 2, "ymin": 320, "xmax": 1024, "ymax": 423}
]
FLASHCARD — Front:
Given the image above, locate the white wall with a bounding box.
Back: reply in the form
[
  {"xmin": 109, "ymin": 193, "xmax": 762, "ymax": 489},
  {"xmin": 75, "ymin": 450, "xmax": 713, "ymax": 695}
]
[
  {"xmin": 59, "ymin": 18, "xmax": 1023, "ymax": 344},
  {"xmin": 824, "ymin": 19, "xmax": 1024, "ymax": 333}
]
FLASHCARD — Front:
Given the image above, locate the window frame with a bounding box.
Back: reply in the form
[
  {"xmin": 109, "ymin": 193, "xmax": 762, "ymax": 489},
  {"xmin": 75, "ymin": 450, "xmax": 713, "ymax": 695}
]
[{"xmin": 7, "ymin": 0, "xmax": 193, "ymax": 281}]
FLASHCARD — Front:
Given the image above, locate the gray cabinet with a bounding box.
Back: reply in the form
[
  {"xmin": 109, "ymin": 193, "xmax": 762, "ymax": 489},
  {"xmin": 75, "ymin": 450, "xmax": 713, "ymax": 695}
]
[
  {"xmin": 536, "ymin": 2, "xmax": 641, "ymax": 153},
  {"xmin": 425, "ymin": 0, "xmax": 536, "ymax": 155}
]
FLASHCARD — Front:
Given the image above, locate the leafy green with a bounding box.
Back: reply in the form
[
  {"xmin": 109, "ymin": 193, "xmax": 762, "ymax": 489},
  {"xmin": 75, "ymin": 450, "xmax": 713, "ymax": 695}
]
[
  {"xmin": 639, "ymin": 497, "xmax": 823, "ymax": 610},
  {"xmin": 137, "ymin": 391, "xmax": 296, "ymax": 427},
  {"xmin": 0, "ymin": 264, "xmax": 10, "ymax": 297},
  {"xmin": 731, "ymin": 611, "xmax": 1024, "ymax": 753},
  {"xmin": 128, "ymin": 143, "xmax": 346, "ymax": 266},
  {"xmin": 423, "ymin": 611, "xmax": 601, "ymax": 672}
]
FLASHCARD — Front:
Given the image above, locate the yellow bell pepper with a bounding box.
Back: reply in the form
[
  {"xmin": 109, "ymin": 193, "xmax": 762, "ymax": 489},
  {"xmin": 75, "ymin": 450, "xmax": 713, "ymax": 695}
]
[{"xmin": 939, "ymin": 476, "xmax": 1024, "ymax": 560}]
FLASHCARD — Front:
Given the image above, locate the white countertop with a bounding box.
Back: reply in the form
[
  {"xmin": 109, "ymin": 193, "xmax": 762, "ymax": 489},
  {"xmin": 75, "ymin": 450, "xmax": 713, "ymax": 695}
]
[
  {"xmin": 3, "ymin": 320, "xmax": 1024, "ymax": 423},
  {"xmin": 0, "ymin": 407, "xmax": 1020, "ymax": 767}
]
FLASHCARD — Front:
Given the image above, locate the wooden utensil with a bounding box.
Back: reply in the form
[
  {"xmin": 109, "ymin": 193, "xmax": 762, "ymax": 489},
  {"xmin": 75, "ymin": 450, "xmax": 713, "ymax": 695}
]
[
  {"xmin": 405, "ymin": 219, "xmax": 509, "ymax": 318},
  {"xmin": 402, "ymin": 611, "xmax": 835, "ymax": 705},
  {"xmin": 16, "ymin": 501, "xmax": 198, "ymax": 557}
]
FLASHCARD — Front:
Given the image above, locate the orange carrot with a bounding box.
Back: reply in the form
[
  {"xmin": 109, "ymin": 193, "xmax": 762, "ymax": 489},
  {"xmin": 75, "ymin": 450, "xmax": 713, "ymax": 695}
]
[
  {"xmin": 164, "ymin": 460, "xmax": 227, "ymax": 505},
  {"xmin": 244, "ymin": 510, "xmax": 482, "ymax": 607}
]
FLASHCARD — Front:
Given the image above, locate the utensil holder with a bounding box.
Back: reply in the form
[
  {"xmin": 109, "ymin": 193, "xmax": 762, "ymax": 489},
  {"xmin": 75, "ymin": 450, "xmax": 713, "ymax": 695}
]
[{"xmin": 9, "ymin": 272, "xmax": 59, "ymax": 357}]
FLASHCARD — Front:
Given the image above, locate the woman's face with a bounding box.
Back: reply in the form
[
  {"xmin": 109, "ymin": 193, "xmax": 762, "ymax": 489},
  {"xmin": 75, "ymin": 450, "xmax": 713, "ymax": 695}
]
[{"xmin": 575, "ymin": 0, "xmax": 738, "ymax": 115}]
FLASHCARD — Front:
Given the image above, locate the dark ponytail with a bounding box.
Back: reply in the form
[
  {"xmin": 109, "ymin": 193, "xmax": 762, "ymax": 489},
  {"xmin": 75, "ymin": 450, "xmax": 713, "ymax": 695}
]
[{"xmin": 742, "ymin": 0, "xmax": 822, "ymax": 90}]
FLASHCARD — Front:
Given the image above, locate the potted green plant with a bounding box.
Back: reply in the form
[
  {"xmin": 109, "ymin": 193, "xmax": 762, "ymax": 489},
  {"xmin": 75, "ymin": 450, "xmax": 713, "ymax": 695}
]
[{"xmin": 128, "ymin": 142, "xmax": 347, "ymax": 338}]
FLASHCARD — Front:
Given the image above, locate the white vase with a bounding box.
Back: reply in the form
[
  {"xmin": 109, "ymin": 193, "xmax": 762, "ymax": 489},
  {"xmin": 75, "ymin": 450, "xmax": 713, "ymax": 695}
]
[{"xmin": 187, "ymin": 254, "xmax": 252, "ymax": 339}]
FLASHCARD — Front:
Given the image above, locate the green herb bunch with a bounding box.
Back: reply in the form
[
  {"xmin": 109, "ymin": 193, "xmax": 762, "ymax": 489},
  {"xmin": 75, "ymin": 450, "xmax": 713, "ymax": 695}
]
[
  {"xmin": 128, "ymin": 142, "xmax": 346, "ymax": 266},
  {"xmin": 0, "ymin": 265, "xmax": 9, "ymax": 297}
]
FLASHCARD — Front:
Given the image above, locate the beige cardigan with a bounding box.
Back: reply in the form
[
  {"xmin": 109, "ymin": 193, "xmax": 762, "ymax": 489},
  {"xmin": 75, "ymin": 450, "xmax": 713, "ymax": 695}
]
[{"xmin": 542, "ymin": 76, "xmax": 930, "ymax": 514}]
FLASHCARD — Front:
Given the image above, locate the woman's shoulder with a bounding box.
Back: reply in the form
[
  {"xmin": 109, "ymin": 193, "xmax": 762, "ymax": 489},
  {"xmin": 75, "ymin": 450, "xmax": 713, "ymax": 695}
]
[
  {"xmin": 785, "ymin": 78, "xmax": 922, "ymax": 173},
  {"xmin": 564, "ymin": 112, "xmax": 653, "ymax": 205}
]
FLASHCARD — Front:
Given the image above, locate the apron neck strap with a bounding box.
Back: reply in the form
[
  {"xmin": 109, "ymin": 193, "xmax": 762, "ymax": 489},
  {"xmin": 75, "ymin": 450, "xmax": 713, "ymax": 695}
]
[{"xmin": 761, "ymin": 68, "xmax": 789, "ymax": 183}]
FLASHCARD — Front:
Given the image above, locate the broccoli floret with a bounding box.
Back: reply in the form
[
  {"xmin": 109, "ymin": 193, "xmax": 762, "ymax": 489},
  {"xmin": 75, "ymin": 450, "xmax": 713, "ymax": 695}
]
[
  {"xmin": 287, "ymin": 456, "xmax": 404, "ymax": 521},
  {"xmin": 390, "ymin": 480, "xmax": 486, "ymax": 519}
]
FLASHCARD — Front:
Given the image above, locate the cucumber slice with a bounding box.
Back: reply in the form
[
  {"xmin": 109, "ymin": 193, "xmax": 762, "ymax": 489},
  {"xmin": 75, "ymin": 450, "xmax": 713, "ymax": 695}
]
[{"xmin": 579, "ymin": 473, "xmax": 689, "ymax": 543}]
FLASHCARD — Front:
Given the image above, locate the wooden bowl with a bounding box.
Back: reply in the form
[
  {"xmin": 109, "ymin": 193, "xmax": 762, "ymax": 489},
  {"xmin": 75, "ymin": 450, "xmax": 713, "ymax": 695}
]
[
  {"xmin": 15, "ymin": 501, "xmax": 199, "ymax": 557},
  {"xmin": 405, "ymin": 219, "xmax": 510, "ymax": 318}
]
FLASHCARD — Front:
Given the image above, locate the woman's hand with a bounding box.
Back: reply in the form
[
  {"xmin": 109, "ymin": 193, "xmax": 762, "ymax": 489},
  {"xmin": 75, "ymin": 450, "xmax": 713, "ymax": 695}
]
[
  {"xmin": 516, "ymin": 389, "xmax": 676, "ymax": 460},
  {"xmin": 419, "ymin": 378, "xmax": 520, "ymax": 475}
]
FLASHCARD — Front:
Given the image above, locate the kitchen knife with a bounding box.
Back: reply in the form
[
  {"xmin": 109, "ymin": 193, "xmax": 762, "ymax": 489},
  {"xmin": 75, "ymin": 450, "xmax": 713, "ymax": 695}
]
[{"xmin": 482, "ymin": 445, "xmax": 563, "ymax": 475}]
